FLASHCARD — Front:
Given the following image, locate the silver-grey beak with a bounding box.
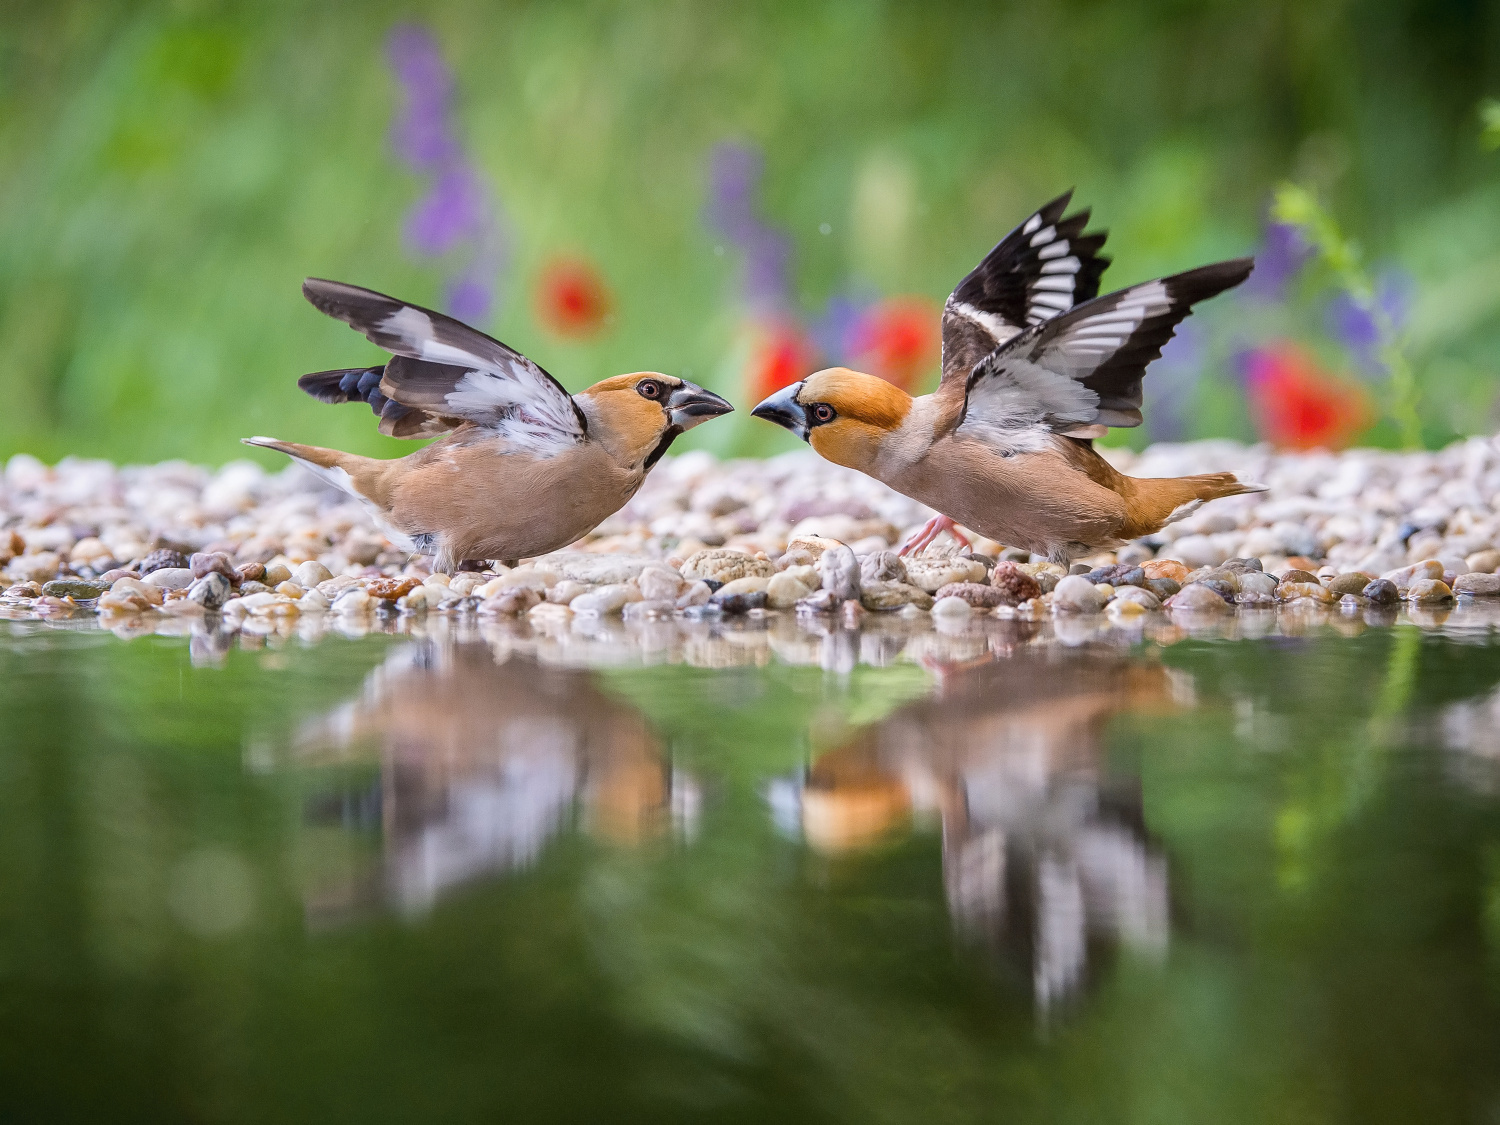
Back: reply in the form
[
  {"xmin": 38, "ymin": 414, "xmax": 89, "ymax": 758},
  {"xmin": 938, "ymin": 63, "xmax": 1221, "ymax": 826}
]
[
  {"xmin": 750, "ymin": 382, "xmax": 808, "ymax": 441},
  {"xmin": 668, "ymin": 381, "xmax": 734, "ymax": 430}
]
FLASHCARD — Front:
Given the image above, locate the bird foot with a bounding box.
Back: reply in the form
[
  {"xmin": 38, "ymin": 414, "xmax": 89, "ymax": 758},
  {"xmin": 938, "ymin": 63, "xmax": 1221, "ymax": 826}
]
[{"xmin": 898, "ymin": 516, "xmax": 972, "ymax": 557}]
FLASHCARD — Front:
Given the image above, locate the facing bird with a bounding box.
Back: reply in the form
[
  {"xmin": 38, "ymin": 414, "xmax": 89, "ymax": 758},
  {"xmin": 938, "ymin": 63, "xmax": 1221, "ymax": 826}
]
[
  {"xmin": 752, "ymin": 191, "xmax": 1263, "ymax": 561},
  {"xmin": 245, "ymin": 279, "xmax": 732, "ymax": 572}
]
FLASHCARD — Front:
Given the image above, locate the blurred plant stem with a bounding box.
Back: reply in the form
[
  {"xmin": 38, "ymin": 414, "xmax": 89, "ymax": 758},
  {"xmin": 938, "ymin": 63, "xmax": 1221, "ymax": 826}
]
[{"xmin": 1271, "ymin": 184, "xmax": 1424, "ymax": 449}]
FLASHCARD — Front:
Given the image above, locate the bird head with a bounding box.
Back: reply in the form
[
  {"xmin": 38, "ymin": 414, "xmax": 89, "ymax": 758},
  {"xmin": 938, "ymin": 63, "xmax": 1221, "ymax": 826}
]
[
  {"xmin": 577, "ymin": 373, "xmax": 733, "ymax": 470},
  {"xmin": 750, "ymin": 367, "xmax": 912, "ymax": 472}
]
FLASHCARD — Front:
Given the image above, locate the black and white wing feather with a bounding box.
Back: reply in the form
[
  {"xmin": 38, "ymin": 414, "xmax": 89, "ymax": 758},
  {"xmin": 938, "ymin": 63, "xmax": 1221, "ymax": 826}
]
[
  {"xmin": 956, "ymin": 258, "xmax": 1253, "ymax": 449},
  {"xmin": 299, "ymin": 279, "xmax": 586, "ymax": 452},
  {"xmin": 940, "ymin": 191, "xmax": 1111, "ymax": 383}
]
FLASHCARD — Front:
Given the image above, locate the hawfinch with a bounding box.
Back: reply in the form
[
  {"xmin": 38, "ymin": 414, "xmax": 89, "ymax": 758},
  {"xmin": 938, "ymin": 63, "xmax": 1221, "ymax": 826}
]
[
  {"xmin": 752, "ymin": 192, "xmax": 1261, "ymax": 561},
  {"xmin": 245, "ymin": 280, "xmax": 732, "ymax": 571}
]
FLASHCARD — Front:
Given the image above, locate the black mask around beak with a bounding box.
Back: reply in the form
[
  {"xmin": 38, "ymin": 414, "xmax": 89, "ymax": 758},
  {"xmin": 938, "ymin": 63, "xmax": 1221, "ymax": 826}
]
[{"xmin": 750, "ymin": 382, "xmax": 808, "ymax": 441}]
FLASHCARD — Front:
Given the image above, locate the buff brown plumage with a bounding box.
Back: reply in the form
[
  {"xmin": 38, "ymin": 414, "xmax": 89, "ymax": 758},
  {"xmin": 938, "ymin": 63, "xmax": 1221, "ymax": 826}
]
[
  {"xmin": 752, "ymin": 193, "xmax": 1263, "ymax": 561},
  {"xmin": 245, "ymin": 280, "xmax": 731, "ymax": 570}
]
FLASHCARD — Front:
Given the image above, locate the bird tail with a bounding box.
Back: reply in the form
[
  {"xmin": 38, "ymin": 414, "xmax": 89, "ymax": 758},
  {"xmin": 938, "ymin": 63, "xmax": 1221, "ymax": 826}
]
[
  {"xmin": 241, "ymin": 436, "xmax": 383, "ymax": 504},
  {"xmin": 1121, "ymin": 472, "xmax": 1266, "ymax": 538}
]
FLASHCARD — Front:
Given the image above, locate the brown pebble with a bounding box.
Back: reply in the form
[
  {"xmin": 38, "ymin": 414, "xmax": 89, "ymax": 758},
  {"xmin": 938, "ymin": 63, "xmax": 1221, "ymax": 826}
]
[
  {"xmin": 989, "ymin": 562, "xmax": 1042, "ymax": 605},
  {"xmin": 235, "ymin": 563, "xmax": 266, "ymax": 585},
  {"xmin": 1279, "ymin": 569, "xmax": 1321, "ymax": 585},
  {"xmin": 935, "ymin": 581, "xmax": 1005, "ymax": 608},
  {"xmin": 366, "ymin": 576, "xmax": 423, "ymax": 601},
  {"xmin": 191, "ymin": 552, "xmax": 236, "ymax": 581},
  {"xmin": 1327, "ymin": 572, "xmax": 1374, "ymax": 597},
  {"xmin": 138, "ymin": 548, "xmax": 188, "ymax": 575}
]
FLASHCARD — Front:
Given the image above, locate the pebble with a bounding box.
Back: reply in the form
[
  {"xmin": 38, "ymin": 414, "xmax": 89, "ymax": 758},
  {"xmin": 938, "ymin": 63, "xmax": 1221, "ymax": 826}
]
[
  {"xmin": 1141, "ymin": 559, "xmax": 1189, "ymax": 583},
  {"xmin": 676, "ymin": 581, "xmax": 713, "ymax": 608},
  {"xmin": 1052, "ymin": 575, "xmax": 1107, "ymax": 613},
  {"xmin": 43, "ymin": 579, "xmax": 105, "ymax": 599},
  {"xmin": 681, "ymin": 549, "xmax": 774, "ymax": 585},
  {"xmin": 766, "ymin": 571, "xmax": 814, "ymax": 608},
  {"xmin": 1407, "ymin": 578, "xmax": 1453, "ymax": 603},
  {"xmin": 143, "ymin": 567, "xmax": 195, "ymax": 590},
  {"xmin": 934, "ymin": 582, "xmax": 1005, "ymax": 608},
  {"xmin": 480, "ymin": 588, "xmax": 541, "ymax": 615},
  {"xmin": 990, "ymin": 562, "xmax": 1043, "ymax": 605},
  {"xmin": 714, "ymin": 590, "xmax": 767, "ymax": 614},
  {"xmin": 1278, "ymin": 581, "xmax": 1334, "ymax": 604},
  {"xmin": 718, "ymin": 575, "xmax": 770, "ymax": 597},
  {"xmin": 1466, "ymin": 549, "xmax": 1500, "ymax": 574},
  {"xmin": 191, "ymin": 552, "xmax": 237, "ymax": 582},
  {"xmin": 931, "ymin": 595, "xmax": 972, "ymax": 619},
  {"xmin": 1237, "ymin": 571, "xmax": 1278, "ymax": 596},
  {"xmin": 819, "ymin": 545, "xmax": 861, "ymax": 601},
  {"xmin": 366, "ymin": 576, "xmax": 422, "ymax": 601},
  {"xmin": 1109, "ymin": 585, "xmax": 1161, "ymax": 610},
  {"xmin": 859, "ymin": 581, "xmax": 932, "ymax": 611},
  {"xmin": 6, "ymin": 438, "xmax": 1500, "ymax": 635},
  {"xmin": 903, "ymin": 556, "xmax": 986, "ymax": 593},
  {"xmin": 187, "ymin": 572, "xmax": 232, "ymax": 609},
  {"xmin": 859, "ymin": 550, "xmax": 908, "ymax": 585},
  {"xmin": 571, "ymin": 583, "xmax": 640, "ymax": 616},
  {"xmin": 1362, "ymin": 578, "xmax": 1400, "ymax": 604},
  {"xmin": 1166, "ymin": 583, "xmax": 1232, "ymax": 612},
  {"xmin": 139, "ymin": 548, "xmax": 188, "ymax": 575},
  {"xmin": 636, "ymin": 567, "xmax": 686, "ymax": 602},
  {"xmin": 1327, "ymin": 572, "xmax": 1374, "ymax": 597},
  {"xmin": 1455, "ymin": 572, "xmax": 1500, "ymax": 596}
]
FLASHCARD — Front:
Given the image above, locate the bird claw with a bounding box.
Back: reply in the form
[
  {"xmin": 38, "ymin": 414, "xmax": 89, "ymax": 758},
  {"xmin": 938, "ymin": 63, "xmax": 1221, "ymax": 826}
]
[{"xmin": 898, "ymin": 516, "xmax": 972, "ymax": 557}]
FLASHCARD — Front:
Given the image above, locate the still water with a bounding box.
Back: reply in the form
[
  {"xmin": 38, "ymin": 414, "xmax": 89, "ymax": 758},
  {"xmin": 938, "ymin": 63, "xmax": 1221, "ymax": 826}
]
[{"xmin": 3, "ymin": 611, "xmax": 1500, "ymax": 1123}]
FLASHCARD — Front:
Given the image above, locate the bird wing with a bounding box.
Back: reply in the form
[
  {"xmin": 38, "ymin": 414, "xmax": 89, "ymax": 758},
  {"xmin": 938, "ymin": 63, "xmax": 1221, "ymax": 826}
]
[
  {"xmin": 955, "ymin": 258, "xmax": 1254, "ymax": 448},
  {"xmin": 301, "ymin": 279, "xmax": 587, "ymax": 453},
  {"xmin": 939, "ymin": 191, "xmax": 1111, "ymax": 389}
]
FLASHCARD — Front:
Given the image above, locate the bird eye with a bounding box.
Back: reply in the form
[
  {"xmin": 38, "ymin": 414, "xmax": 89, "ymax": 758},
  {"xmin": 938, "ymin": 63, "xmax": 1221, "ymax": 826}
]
[
  {"xmin": 637, "ymin": 379, "xmax": 663, "ymax": 400},
  {"xmin": 811, "ymin": 403, "xmax": 835, "ymax": 424}
]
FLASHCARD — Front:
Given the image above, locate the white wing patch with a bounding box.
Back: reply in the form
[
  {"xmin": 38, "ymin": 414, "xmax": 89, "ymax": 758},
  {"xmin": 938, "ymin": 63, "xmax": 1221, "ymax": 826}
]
[
  {"xmin": 443, "ymin": 369, "xmax": 584, "ymax": 457},
  {"xmin": 1023, "ymin": 222, "xmax": 1083, "ymax": 325},
  {"xmin": 1047, "ymin": 280, "xmax": 1170, "ymax": 374},
  {"xmin": 381, "ymin": 307, "xmax": 490, "ymax": 368},
  {"xmin": 958, "ymin": 357, "xmax": 1101, "ymax": 451},
  {"xmin": 948, "ymin": 301, "xmax": 1023, "ymax": 348}
]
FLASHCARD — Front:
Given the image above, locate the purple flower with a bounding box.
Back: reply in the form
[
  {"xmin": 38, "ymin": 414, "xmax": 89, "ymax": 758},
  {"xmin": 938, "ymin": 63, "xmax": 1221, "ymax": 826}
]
[
  {"xmin": 808, "ymin": 291, "xmax": 872, "ymax": 362},
  {"xmin": 1243, "ymin": 220, "xmax": 1311, "ymax": 300},
  {"xmin": 706, "ymin": 143, "xmax": 793, "ymax": 307},
  {"xmin": 1325, "ymin": 269, "xmax": 1412, "ymax": 377},
  {"xmin": 1142, "ymin": 322, "xmax": 1203, "ymax": 442},
  {"xmin": 387, "ymin": 26, "xmax": 460, "ymax": 170},
  {"xmin": 402, "ymin": 167, "xmax": 489, "ymax": 257},
  {"xmin": 386, "ymin": 24, "xmax": 508, "ymax": 324}
]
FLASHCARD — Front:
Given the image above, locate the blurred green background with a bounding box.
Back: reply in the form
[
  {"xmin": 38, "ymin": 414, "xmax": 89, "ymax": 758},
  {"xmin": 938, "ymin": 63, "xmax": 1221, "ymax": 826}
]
[{"xmin": 3, "ymin": 0, "xmax": 1499, "ymax": 466}]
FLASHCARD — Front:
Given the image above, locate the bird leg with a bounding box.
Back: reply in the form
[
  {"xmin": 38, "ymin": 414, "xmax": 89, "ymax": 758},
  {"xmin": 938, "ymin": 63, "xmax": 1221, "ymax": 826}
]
[{"xmin": 898, "ymin": 515, "xmax": 972, "ymax": 557}]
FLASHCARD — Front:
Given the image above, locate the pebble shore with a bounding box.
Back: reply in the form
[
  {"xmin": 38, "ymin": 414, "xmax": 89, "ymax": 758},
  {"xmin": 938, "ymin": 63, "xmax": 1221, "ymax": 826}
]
[{"xmin": 3, "ymin": 438, "xmax": 1500, "ymax": 657}]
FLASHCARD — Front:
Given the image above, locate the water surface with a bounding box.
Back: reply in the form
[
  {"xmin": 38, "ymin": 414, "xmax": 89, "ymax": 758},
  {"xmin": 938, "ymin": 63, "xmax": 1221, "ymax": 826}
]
[{"xmin": 3, "ymin": 612, "xmax": 1500, "ymax": 1123}]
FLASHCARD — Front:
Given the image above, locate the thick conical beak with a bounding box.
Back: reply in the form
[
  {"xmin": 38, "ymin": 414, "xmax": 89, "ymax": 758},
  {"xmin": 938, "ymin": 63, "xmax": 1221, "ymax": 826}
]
[
  {"xmin": 750, "ymin": 382, "xmax": 808, "ymax": 441},
  {"xmin": 667, "ymin": 381, "xmax": 734, "ymax": 430}
]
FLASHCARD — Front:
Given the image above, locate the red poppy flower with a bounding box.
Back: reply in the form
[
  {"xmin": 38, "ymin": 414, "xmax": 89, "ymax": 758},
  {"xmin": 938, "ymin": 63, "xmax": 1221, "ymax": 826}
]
[
  {"xmin": 851, "ymin": 297, "xmax": 940, "ymax": 390},
  {"xmin": 746, "ymin": 319, "xmax": 819, "ymax": 403},
  {"xmin": 535, "ymin": 256, "xmax": 612, "ymax": 338},
  {"xmin": 1242, "ymin": 343, "xmax": 1373, "ymax": 450}
]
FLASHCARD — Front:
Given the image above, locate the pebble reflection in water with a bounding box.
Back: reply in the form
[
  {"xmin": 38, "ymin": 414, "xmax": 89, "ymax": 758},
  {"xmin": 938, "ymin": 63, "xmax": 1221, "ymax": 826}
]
[{"xmin": 294, "ymin": 642, "xmax": 699, "ymax": 920}]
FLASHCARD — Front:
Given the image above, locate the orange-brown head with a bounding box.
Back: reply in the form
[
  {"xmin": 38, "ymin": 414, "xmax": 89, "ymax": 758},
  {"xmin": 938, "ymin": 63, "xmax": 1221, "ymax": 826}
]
[
  {"xmin": 750, "ymin": 367, "xmax": 913, "ymax": 472},
  {"xmin": 576, "ymin": 373, "xmax": 732, "ymax": 470}
]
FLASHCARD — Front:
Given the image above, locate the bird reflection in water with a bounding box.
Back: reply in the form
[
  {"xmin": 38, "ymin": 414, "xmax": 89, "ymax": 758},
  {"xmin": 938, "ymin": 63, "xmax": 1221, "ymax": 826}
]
[
  {"xmin": 296, "ymin": 642, "xmax": 698, "ymax": 920},
  {"xmin": 774, "ymin": 644, "xmax": 1178, "ymax": 1012}
]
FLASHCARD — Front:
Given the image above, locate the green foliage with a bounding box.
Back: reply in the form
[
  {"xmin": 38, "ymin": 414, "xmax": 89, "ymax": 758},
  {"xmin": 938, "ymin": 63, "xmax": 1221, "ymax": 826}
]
[
  {"xmin": 2, "ymin": 0, "xmax": 1499, "ymax": 463},
  {"xmin": 1273, "ymin": 183, "xmax": 1424, "ymax": 448}
]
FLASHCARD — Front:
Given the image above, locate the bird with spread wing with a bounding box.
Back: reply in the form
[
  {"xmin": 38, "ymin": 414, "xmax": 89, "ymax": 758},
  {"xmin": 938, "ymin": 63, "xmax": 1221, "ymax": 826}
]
[
  {"xmin": 751, "ymin": 191, "xmax": 1263, "ymax": 562},
  {"xmin": 246, "ymin": 280, "xmax": 732, "ymax": 571}
]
